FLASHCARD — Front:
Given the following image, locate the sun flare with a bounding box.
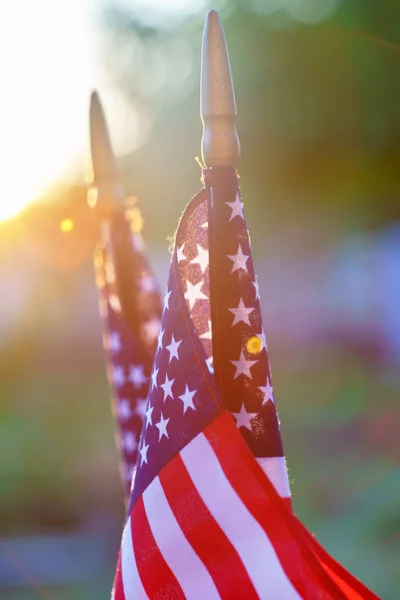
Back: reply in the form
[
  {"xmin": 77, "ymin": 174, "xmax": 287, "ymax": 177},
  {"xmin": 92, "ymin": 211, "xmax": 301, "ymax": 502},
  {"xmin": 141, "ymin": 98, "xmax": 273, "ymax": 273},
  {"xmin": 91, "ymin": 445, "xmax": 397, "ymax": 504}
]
[
  {"xmin": 0, "ymin": 1, "xmax": 99, "ymax": 223},
  {"xmin": 0, "ymin": 0, "xmax": 194, "ymax": 223},
  {"xmin": 0, "ymin": 167, "xmax": 59, "ymax": 222}
]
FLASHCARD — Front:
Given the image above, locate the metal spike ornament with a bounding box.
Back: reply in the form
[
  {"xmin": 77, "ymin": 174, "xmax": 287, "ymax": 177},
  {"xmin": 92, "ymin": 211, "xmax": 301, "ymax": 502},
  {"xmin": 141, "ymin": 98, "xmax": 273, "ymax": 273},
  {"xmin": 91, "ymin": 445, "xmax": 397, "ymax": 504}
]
[
  {"xmin": 201, "ymin": 9, "xmax": 240, "ymax": 168},
  {"xmin": 89, "ymin": 91, "xmax": 124, "ymax": 218},
  {"xmin": 88, "ymin": 91, "xmax": 142, "ymax": 337}
]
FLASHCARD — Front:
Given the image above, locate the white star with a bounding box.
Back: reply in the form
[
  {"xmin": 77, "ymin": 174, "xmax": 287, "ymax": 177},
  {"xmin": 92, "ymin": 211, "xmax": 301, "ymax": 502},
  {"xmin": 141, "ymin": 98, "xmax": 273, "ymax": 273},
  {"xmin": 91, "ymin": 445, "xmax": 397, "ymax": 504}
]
[
  {"xmin": 128, "ymin": 365, "xmax": 148, "ymax": 389},
  {"xmin": 140, "ymin": 441, "xmax": 149, "ymax": 465},
  {"xmin": 201, "ymin": 221, "xmax": 208, "ymax": 229},
  {"xmin": 179, "ymin": 385, "xmax": 196, "ymax": 414},
  {"xmin": 231, "ymin": 404, "xmax": 258, "ymax": 431},
  {"xmin": 160, "ymin": 374, "xmax": 175, "ymax": 401},
  {"xmin": 227, "ymin": 245, "xmax": 250, "ymax": 274},
  {"xmin": 256, "ymin": 329, "xmax": 267, "ymax": 351},
  {"xmin": 228, "ymin": 298, "xmax": 255, "ymax": 327},
  {"xmin": 157, "ymin": 328, "xmax": 165, "ymax": 350},
  {"xmin": 145, "ymin": 404, "xmax": 154, "ymax": 427},
  {"xmin": 226, "ymin": 193, "xmax": 245, "ymax": 222},
  {"xmin": 252, "ymin": 277, "xmax": 260, "ymax": 301},
  {"xmin": 177, "ymin": 244, "xmax": 186, "ymax": 262},
  {"xmin": 184, "ymin": 279, "xmax": 208, "ymax": 310},
  {"xmin": 155, "ymin": 413, "xmax": 170, "ymax": 441},
  {"xmin": 163, "ymin": 290, "xmax": 172, "ymax": 311},
  {"xmin": 166, "ymin": 334, "xmax": 182, "ymax": 363},
  {"xmin": 141, "ymin": 274, "xmax": 158, "ymax": 293},
  {"xmin": 113, "ymin": 366, "xmax": 125, "ymax": 387},
  {"xmin": 200, "ymin": 320, "xmax": 212, "ymax": 339},
  {"xmin": 119, "ymin": 398, "xmax": 132, "ymax": 421},
  {"xmin": 109, "ymin": 332, "xmax": 122, "ymax": 354},
  {"xmin": 230, "ymin": 350, "xmax": 258, "ymax": 379},
  {"xmin": 151, "ymin": 367, "xmax": 159, "ymax": 389},
  {"xmin": 190, "ymin": 244, "xmax": 209, "ymax": 274},
  {"xmin": 206, "ymin": 357, "xmax": 214, "ymax": 373},
  {"xmin": 124, "ymin": 432, "xmax": 137, "ymax": 453},
  {"xmin": 135, "ymin": 397, "xmax": 148, "ymax": 419},
  {"xmin": 259, "ymin": 377, "xmax": 274, "ymax": 405},
  {"xmin": 142, "ymin": 317, "xmax": 161, "ymax": 341}
]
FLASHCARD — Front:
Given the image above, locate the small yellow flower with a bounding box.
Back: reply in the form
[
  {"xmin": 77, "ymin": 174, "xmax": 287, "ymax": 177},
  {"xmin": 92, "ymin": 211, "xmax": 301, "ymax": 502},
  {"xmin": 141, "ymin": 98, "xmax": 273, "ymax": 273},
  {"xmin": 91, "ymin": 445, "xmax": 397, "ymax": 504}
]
[{"xmin": 246, "ymin": 335, "xmax": 262, "ymax": 355}]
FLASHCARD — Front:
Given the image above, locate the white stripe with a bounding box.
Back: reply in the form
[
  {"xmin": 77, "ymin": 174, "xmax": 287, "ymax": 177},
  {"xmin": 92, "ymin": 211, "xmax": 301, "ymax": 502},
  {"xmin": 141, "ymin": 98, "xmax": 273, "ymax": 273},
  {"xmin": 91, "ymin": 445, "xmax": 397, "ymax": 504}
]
[
  {"xmin": 256, "ymin": 456, "xmax": 291, "ymax": 498},
  {"xmin": 181, "ymin": 434, "xmax": 302, "ymax": 600},
  {"xmin": 143, "ymin": 476, "xmax": 221, "ymax": 600},
  {"xmin": 121, "ymin": 516, "xmax": 149, "ymax": 599}
]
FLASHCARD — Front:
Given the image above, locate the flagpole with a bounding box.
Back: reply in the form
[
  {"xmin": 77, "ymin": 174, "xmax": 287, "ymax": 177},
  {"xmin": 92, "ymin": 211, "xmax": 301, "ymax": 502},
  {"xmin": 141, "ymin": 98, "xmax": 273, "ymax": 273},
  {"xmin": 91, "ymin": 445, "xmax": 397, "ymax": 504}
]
[
  {"xmin": 89, "ymin": 91, "xmax": 140, "ymax": 336},
  {"xmin": 89, "ymin": 91, "xmax": 125, "ymax": 217},
  {"xmin": 200, "ymin": 11, "xmax": 292, "ymax": 504},
  {"xmin": 201, "ymin": 9, "xmax": 240, "ymax": 168},
  {"xmin": 200, "ymin": 8, "xmax": 241, "ymax": 396},
  {"xmin": 89, "ymin": 89, "xmax": 123, "ymax": 247},
  {"xmin": 89, "ymin": 92, "xmax": 163, "ymax": 501}
]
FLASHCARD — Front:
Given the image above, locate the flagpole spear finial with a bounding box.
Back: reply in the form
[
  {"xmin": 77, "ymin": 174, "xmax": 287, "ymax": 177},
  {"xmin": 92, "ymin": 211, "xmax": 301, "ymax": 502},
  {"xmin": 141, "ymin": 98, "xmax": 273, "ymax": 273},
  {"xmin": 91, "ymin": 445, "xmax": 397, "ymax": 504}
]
[
  {"xmin": 89, "ymin": 90, "xmax": 124, "ymax": 216},
  {"xmin": 201, "ymin": 9, "xmax": 240, "ymax": 169}
]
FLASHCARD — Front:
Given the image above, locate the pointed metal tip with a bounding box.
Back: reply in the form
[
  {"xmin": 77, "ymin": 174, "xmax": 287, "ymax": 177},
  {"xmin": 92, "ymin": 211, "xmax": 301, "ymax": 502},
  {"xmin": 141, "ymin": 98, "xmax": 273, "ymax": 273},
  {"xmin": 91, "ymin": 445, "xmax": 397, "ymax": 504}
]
[
  {"xmin": 201, "ymin": 9, "xmax": 240, "ymax": 168},
  {"xmin": 90, "ymin": 89, "xmax": 100, "ymax": 104},
  {"xmin": 89, "ymin": 90, "xmax": 103, "ymax": 130},
  {"xmin": 89, "ymin": 90, "xmax": 124, "ymax": 215},
  {"xmin": 206, "ymin": 8, "xmax": 219, "ymax": 21},
  {"xmin": 89, "ymin": 90, "xmax": 120, "ymax": 186}
]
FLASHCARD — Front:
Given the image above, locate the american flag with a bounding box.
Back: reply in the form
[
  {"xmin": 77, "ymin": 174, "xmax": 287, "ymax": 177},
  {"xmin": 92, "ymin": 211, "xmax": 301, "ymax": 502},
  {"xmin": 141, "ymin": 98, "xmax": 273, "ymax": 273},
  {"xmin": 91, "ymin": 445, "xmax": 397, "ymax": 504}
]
[
  {"xmin": 112, "ymin": 169, "xmax": 379, "ymax": 599},
  {"xmin": 95, "ymin": 202, "xmax": 162, "ymax": 499}
]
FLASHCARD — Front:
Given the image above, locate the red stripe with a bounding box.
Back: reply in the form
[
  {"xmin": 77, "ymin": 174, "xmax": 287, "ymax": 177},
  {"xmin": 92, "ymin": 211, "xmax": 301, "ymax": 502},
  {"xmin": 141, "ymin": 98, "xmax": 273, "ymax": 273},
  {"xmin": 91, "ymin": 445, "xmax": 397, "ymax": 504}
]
[
  {"xmin": 204, "ymin": 413, "xmax": 351, "ymax": 599},
  {"xmin": 295, "ymin": 517, "xmax": 380, "ymax": 600},
  {"xmin": 130, "ymin": 495, "xmax": 186, "ymax": 599},
  {"xmin": 112, "ymin": 551, "xmax": 126, "ymax": 600},
  {"xmin": 233, "ymin": 432, "xmax": 373, "ymax": 599},
  {"xmin": 159, "ymin": 452, "xmax": 259, "ymax": 600}
]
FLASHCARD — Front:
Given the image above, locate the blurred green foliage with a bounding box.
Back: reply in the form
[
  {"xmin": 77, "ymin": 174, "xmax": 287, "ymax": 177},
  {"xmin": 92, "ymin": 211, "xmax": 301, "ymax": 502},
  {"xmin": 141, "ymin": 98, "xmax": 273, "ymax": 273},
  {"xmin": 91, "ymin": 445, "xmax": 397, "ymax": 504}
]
[{"xmin": 99, "ymin": 0, "xmax": 400, "ymax": 242}]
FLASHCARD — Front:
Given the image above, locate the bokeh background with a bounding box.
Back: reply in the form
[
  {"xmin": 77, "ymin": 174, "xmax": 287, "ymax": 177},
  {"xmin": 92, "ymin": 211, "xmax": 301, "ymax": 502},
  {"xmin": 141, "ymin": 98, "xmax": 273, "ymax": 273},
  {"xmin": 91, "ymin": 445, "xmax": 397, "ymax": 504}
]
[{"xmin": 1, "ymin": 0, "xmax": 399, "ymax": 598}]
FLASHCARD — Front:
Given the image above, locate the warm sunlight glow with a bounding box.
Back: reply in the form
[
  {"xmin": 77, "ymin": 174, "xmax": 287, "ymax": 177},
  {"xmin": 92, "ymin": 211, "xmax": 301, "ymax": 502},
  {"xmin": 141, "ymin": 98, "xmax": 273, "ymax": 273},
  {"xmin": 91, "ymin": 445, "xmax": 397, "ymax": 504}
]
[
  {"xmin": 60, "ymin": 218, "xmax": 75, "ymax": 233},
  {"xmin": 0, "ymin": 1, "xmax": 99, "ymax": 222},
  {"xmin": 0, "ymin": 163, "xmax": 64, "ymax": 222},
  {"xmin": 0, "ymin": 0, "xmax": 199, "ymax": 222}
]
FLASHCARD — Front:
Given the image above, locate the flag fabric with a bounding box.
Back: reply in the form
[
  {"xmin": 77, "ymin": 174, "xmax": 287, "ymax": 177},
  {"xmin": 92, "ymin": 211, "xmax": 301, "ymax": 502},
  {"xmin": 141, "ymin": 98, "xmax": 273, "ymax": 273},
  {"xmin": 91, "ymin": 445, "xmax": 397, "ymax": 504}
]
[
  {"xmin": 204, "ymin": 168, "xmax": 291, "ymax": 504},
  {"xmin": 112, "ymin": 169, "xmax": 379, "ymax": 599},
  {"xmin": 95, "ymin": 203, "xmax": 162, "ymax": 498}
]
